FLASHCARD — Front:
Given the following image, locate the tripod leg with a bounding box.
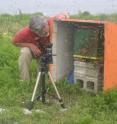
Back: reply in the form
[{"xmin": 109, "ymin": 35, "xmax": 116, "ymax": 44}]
[
  {"xmin": 31, "ymin": 72, "xmax": 42, "ymax": 102},
  {"xmin": 27, "ymin": 72, "xmax": 42, "ymax": 110},
  {"xmin": 48, "ymin": 72, "xmax": 65, "ymax": 108},
  {"xmin": 41, "ymin": 72, "xmax": 46, "ymax": 104}
]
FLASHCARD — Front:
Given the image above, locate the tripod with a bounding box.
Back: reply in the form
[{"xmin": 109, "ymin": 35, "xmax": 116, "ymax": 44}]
[{"xmin": 27, "ymin": 60, "xmax": 65, "ymax": 110}]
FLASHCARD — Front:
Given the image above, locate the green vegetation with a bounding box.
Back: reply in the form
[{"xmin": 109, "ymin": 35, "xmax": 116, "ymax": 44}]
[
  {"xmin": 0, "ymin": 11, "xmax": 117, "ymax": 35},
  {"xmin": 0, "ymin": 12, "xmax": 43, "ymax": 34},
  {"xmin": 0, "ymin": 12, "xmax": 117, "ymax": 123},
  {"xmin": 71, "ymin": 11, "xmax": 117, "ymax": 22}
]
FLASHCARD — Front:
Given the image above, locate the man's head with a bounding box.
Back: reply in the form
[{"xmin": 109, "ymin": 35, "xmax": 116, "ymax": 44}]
[{"xmin": 29, "ymin": 16, "xmax": 49, "ymax": 37}]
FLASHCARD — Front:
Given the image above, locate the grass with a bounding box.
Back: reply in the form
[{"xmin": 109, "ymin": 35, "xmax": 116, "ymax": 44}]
[{"xmin": 0, "ymin": 13, "xmax": 117, "ymax": 123}]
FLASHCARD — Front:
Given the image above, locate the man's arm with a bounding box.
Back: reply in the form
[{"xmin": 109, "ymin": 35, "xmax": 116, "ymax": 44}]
[{"xmin": 13, "ymin": 42, "xmax": 41, "ymax": 58}]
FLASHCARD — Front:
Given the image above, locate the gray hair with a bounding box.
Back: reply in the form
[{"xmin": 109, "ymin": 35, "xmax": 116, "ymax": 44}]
[{"xmin": 29, "ymin": 16, "xmax": 48, "ymax": 33}]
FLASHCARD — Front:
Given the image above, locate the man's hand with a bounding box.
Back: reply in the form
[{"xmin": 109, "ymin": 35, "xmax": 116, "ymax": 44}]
[
  {"xmin": 54, "ymin": 12, "xmax": 69, "ymax": 21},
  {"xmin": 30, "ymin": 44, "xmax": 41, "ymax": 58}
]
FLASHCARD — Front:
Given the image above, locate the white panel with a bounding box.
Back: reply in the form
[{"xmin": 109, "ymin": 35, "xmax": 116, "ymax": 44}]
[{"xmin": 52, "ymin": 21, "xmax": 74, "ymax": 81}]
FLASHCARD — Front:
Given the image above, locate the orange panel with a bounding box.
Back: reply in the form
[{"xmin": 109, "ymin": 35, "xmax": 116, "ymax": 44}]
[{"xmin": 104, "ymin": 22, "xmax": 117, "ymax": 90}]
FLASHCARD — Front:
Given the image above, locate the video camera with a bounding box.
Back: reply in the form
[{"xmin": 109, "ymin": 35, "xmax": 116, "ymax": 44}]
[{"xmin": 39, "ymin": 43, "xmax": 53, "ymax": 65}]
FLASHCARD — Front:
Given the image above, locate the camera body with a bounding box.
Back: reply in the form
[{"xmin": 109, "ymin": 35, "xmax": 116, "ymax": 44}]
[{"xmin": 40, "ymin": 43, "xmax": 53, "ymax": 65}]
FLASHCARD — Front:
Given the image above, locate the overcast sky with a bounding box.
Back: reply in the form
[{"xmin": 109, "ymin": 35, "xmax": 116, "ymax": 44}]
[{"xmin": 0, "ymin": 0, "xmax": 117, "ymax": 15}]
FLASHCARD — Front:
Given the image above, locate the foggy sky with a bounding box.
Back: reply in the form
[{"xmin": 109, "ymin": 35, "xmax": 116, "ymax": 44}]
[{"xmin": 0, "ymin": 0, "xmax": 117, "ymax": 15}]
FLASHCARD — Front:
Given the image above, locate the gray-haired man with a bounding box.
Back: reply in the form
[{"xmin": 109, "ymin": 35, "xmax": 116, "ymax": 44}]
[{"xmin": 12, "ymin": 13, "xmax": 69, "ymax": 81}]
